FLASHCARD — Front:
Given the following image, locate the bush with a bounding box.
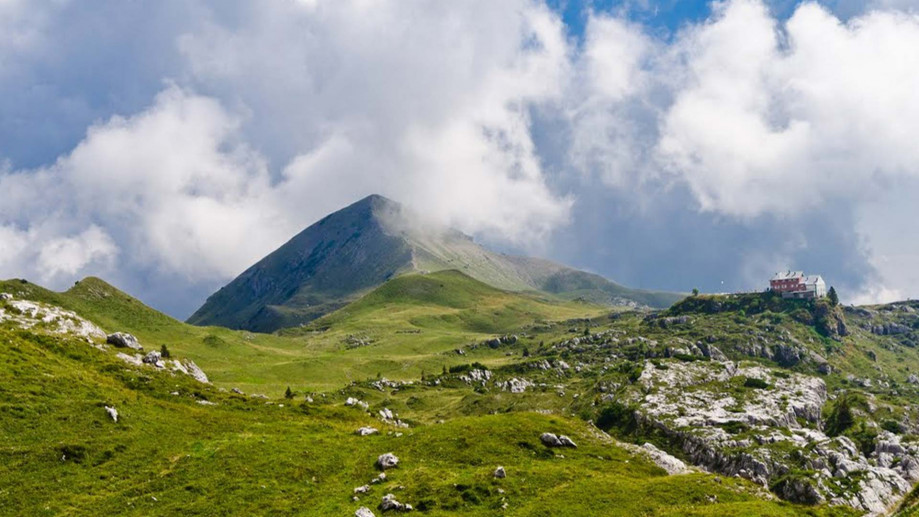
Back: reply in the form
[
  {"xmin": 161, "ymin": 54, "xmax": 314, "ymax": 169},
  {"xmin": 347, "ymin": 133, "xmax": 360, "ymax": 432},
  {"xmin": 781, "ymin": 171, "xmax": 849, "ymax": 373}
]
[
  {"xmin": 825, "ymin": 396, "xmax": 855, "ymax": 437},
  {"xmin": 160, "ymin": 344, "xmax": 171, "ymax": 358},
  {"xmin": 743, "ymin": 377, "xmax": 770, "ymax": 390},
  {"xmin": 882, "ymin": 420, "xmax": 903, "ymax": 434},
  {"xmin": 596, "ymin": 402, "xmax": 639, "ymax": 434}
]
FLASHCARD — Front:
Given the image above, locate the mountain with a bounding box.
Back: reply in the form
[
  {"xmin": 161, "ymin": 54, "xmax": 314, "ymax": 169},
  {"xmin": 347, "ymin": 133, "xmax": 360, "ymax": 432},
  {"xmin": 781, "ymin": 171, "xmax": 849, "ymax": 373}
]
[{"xmin": 187, "ymin": 194, "xmax": 683, "ymax": 332}]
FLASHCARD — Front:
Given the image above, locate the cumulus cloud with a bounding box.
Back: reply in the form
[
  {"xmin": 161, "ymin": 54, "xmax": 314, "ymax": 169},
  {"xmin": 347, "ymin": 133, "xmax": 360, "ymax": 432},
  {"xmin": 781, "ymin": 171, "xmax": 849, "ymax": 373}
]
[
  {"xmin": 564, "ymin": 0, "xmax": 919, "ymax": 301},
  {"xmin": 0, "ymin": 0, "xmax": 573, "ymax": 315}
]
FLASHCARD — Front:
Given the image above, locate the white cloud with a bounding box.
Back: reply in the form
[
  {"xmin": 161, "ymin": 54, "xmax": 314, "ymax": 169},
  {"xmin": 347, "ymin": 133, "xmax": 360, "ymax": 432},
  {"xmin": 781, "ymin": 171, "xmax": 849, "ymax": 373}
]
[
  {"xmin": 566, "ymin": 0, "xmax": 919, "ymax": 301},
  {"xmin": 37, "ymin": 226, "xmax": 117, "ymax": 278},
  {"xmin": 177, "ymin": 0, "xmax": 572, "ymax": 243}
]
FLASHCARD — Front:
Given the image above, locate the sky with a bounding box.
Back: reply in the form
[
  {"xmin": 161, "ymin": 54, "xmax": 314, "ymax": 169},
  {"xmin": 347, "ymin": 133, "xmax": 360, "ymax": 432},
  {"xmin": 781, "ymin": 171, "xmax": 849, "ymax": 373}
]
[{"xmin": 2, "ymin": 0, "xmax": 919, "ymax": 318}]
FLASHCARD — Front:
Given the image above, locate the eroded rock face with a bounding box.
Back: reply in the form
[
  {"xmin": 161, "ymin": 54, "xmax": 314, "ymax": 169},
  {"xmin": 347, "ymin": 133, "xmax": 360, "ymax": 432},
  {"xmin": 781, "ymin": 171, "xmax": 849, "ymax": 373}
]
[
  {"xmin": 107, "ymin": 332, "xmax": 143, "ymax": 351},
  {"xmin": 628, "ymin": 360, "xmax": 918, "ymax": 515}
]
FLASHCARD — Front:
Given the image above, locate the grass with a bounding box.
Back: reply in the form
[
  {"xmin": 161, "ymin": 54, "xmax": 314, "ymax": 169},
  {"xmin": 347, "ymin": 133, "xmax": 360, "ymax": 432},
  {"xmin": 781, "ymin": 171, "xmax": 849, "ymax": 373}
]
[{"xmin": 0, "ymin": 324, "xmax": 847, "ymax": 516}]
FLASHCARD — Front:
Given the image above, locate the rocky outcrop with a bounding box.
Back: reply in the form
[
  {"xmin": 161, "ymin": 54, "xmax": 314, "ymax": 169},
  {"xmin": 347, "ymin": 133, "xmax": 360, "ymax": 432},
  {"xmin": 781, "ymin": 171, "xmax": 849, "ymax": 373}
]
[
  {"xmin": 630, "ymin": 360, "xmax": 917, "ymax": 514},
  {"xmin": 498, "ymin": 378, "xmax": 534, "ymax": 393},
  {"xmin": 641, "ymin": 443, "xmax": 688, "ymax": 475},
  {"xmin": 871, "ymin": 323, "xmax": 911, "ymax": 336},
  {"xmin": 172, "ymin": 359, "xmax": 210, "ymax": 383},
  {"xmin": 0, "ymin": 298, "xmax": 106, "ymax": 340},
  {"xmin": 357, "ymin": 427, "xmax": 379, "ymax": 436},
  {"xmin": 460, "ymin": 369, "xmax": 491, "ymax": 385}
]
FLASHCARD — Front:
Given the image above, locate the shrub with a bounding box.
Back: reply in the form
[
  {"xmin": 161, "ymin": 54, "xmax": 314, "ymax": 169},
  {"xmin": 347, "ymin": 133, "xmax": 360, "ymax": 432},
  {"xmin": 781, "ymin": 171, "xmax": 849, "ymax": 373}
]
[
  {"xmin": 743, "ymin": 377, "xmax": 770, "ymax": 389},
  {"xmin": 160, "ymin": 344, "xmax": 171, "ymax": 358}
]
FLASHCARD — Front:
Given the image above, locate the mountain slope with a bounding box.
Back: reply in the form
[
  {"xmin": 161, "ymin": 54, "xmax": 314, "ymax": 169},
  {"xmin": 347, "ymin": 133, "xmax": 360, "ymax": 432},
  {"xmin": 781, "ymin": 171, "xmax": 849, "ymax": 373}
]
[
  {"xmin": 188, "ymin": 194, "xmax": 683, "ymax": 332},
  {"xmin": 0, "ymin": 285, "xmax": 855, "ymax": 516}
]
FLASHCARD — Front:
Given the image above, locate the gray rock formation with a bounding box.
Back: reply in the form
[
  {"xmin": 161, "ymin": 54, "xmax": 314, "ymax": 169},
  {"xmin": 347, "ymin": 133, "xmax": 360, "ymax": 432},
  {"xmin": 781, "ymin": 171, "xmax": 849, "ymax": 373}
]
[
  {"xmin": 494, "ymin": 466, "xmax": 506, "ymax": 478},
  {"xmin": 357, "ymin": 427, "xmax": 380, "ymax": 436}
]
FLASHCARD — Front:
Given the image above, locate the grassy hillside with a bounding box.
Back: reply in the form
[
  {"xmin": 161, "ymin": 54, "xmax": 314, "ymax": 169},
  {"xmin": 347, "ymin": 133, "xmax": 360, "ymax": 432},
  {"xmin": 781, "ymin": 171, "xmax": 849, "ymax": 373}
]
[
  {"xmin": 0, "ymin": 272, "xmax": 606, "ymax": 395},
  {"xmin": 0, "ymin": 320, "xmax": 851, "ymax": 516}
]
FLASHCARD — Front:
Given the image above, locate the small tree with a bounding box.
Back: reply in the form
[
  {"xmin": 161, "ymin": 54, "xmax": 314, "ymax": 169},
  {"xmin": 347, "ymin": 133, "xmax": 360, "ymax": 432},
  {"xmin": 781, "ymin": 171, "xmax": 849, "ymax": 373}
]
[
  {"xmin": 692, "ymin": 288, "xmax": 700, "ymax": 296},
  {"xmin": 285, "ymin": 386, "xmax": 294, "ymax": 399},
  {"xmin": 160, "ymin": 344, "xmax": 171, "ymax": 358},
  {"xmin": 522, "ymin": 346, "xmax": 530, "ymax": 357},
  {"xmin": 828, "ymin": 286, "xmax": 839, "ymax": 307}
]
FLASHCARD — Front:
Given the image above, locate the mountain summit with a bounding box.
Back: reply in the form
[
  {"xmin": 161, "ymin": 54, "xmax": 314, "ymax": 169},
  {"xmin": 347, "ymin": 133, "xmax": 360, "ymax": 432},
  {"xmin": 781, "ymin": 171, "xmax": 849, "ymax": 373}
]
[{"xmin": 187, "ymin": 194, "xmax": 682, "ymax": 332}]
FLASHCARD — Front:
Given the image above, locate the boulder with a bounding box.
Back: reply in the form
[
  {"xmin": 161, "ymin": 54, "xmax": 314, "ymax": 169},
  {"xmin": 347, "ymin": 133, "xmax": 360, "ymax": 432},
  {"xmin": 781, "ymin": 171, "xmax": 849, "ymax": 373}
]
[
  {"xmin": 104, "ymin": 406, "xmax": 118, "ymax": 422},
  {"xmin": 143, "ymin": 351, "xmax": 166, "ymax": 368},
  {"xmin": 357, "ymin": 427, "xmax": 380, "ymax": 436},
  {"xmin": 182, "ymin": 359, "xmax": 210, "ymax": 383},
  {"xmin": 377, "ymin": 453, "xmax": 399, "ymax": 470},
  {"xmin": 107, "ymin": 332, "xmax": 143, "ymax": 351},
  {"xmin": 494, "ymin": 466, "xmax": 506, "ymax": 478},
  {"xmin": 541, "ymin": 433, "xmax": 577, "ymax": 448},
  {"xmin": 0, "ymin": 293, "xmax": 12, "ymax": 301},
  {"xmin": 354, "ymin": 485, "xmax": 371, "ymax": 494}
]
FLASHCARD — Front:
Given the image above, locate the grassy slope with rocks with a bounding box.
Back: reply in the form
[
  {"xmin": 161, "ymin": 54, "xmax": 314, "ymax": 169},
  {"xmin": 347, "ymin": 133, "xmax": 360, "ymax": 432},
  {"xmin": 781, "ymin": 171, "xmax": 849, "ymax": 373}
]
[
  {"xmin": 6, "ymin": 275, "xmax": 917, "ymax": 514},
  {"xmin": 0, "ymin": 290, "xmax": 838, "ymax": 516}
]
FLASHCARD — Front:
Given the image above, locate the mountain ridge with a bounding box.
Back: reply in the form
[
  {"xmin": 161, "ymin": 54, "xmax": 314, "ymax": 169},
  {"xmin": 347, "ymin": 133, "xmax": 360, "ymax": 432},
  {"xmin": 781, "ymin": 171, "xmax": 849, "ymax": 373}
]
[{"xmin": 187, "ymin": 194, "xmax": 684, "ymax": 332}]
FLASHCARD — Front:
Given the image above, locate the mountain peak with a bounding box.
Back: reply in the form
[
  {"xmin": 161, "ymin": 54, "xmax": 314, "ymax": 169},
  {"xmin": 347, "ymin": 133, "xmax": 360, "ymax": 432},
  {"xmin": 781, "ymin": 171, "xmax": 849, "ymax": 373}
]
[{"xmin": 188, "ymin": 195, "xmax": 683, "ymax": 332}]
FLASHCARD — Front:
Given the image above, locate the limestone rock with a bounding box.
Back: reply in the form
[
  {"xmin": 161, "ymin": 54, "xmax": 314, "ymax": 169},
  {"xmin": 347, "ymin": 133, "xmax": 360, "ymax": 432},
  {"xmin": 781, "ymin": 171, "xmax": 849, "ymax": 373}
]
[
  {"xmin": 357, "ymin": 427, "xmax": 380, "ymax": 436},
  {"xmin": 142, "ymin": 351, "xmax": 166, "ymax": 368},
  {"xmin": 355, "ymin": 507, "xmax": 376, "ymax": 517},
  {"xmin": 104, "ymin": 406, "xmax": 118, "ymax": 422},
  {"xmin": 494, "ymin": 466, "xmax": 506, "ymax": 478},
  {"xmin": 379, "ymin": 493, "xmax": 411, "ymax": 512},
  {"xmin": 377, "ymin": 452, "xmax": 399, "ymax": 470},
  {"xmin": 107, "ymin": 332, "xmax": 143, "ymax": 351},
  {"xmin": 641, "ymin": 443, "xmax": 688, "ymax": 475},
  {"xmin": 540, "ymin": 433, "xmax": 577, "ymax": 448}
]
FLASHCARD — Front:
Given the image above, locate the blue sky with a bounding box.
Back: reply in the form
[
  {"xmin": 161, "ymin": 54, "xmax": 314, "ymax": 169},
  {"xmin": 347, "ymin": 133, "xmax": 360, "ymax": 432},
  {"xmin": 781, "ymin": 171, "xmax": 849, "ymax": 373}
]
[{"xmin": 1, "ymin": 0, "xmax": 919, "ymax": 316}]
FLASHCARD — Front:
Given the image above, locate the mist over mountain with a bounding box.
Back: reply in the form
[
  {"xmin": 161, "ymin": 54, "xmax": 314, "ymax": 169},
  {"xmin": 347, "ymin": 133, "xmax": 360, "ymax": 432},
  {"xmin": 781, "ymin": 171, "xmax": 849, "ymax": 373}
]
[{"xmin": 188, "ymin": 195, "xmax": 682, "ymax": 332}]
